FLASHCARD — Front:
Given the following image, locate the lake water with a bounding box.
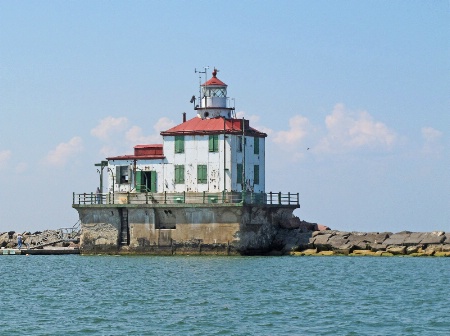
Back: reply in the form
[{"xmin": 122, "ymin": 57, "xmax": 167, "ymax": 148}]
[{"xmin": 1, "ymin": 255, "xmax": 448, "ymax": 335}]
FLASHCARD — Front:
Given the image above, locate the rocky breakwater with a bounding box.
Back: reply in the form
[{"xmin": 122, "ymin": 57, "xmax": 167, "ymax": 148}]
[
  {"xmin": 289, "ymin": 230, "xmax": 450, "ymax": 257},
  {"xmin": 0, "ymin": 230, "xmax": 79, "ymax": 250}
]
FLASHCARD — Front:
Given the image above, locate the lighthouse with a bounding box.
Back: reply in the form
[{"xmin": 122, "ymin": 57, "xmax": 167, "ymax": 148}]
[
  {"xmin": 73, "ymin": 68, "xmax": 299, "ymax": 255},
  {"xmin": 159, "ymin": 68, "xmax": 266, "ymax": 195},
  {"xmin": 196, "ymin": 68, "xmax": 234, "ymax": 119}
]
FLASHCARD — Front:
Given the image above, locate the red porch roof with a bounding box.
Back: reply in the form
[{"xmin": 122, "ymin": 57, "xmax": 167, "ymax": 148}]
[{"xmin": 107, "ymin": 144, "xmax": 165, "ymax": 161}]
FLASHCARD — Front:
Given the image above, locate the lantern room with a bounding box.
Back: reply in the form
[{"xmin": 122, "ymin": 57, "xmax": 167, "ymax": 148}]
[{"xmin": 196, "ymin": 68, "xmax": 234, "ymax": 119}]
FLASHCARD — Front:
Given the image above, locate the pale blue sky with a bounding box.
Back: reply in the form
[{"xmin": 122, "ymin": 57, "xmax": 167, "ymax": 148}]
[{"xmin": 1, "ymin": 1, "xmax": 449, "ymax": 233}]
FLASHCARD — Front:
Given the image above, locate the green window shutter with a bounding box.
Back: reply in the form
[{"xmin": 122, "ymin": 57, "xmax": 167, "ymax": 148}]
[
  {"xmin": 254, "ymin": 137, "xmax": 259, "ymax": 154},
  {"xmin": 237, "ymin": 136, "xmax": 242, "ymax": 152},
  {"xmin": 254, "ymin": 165, "xmax": 259, "ymax": 185},
  {"xmin": 175, "ymin": 136, "xmax": 184, "ymax": 153},
  {"xmin": 150, "ymin": 171, "xmax": 157, "ymax": 192},
  {"xmin": 175, "ymin": 165, "xmax": 185, "ymax": 184},
  {"xmin": 115, "ymin": 166, "xmax": 121, "ymax": 184},
  {"xmin": 209, "ymin": 135, "xmax": 219, "ymax": 152},
  {"xmin": 237, "ymin": 163, "xmax": 243, "ymax": 184},
  {"xmin": 197, "ymin": 165, "xmax": 207, "ymax": 184},
  {"xmin": 136, "ymin": 171, "xmax": 143, "ymax": 192}
]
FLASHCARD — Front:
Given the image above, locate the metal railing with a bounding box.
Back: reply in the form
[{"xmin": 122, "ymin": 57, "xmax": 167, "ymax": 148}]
[
  {"xmin": 73, "ymin": 191, "xmax": 299, "ymax": 206},
  {"xmin": 27, "ymin": 220, "xmax": 81, "ymax": 250}
]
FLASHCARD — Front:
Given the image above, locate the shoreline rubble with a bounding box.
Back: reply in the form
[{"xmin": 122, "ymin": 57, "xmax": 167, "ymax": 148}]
[
  {"xmin": 0, "ymin": 230, "xmax": 80, "ymax": 251},
  {"xmin": 2, "ymin": 222, "xmax": 449, "ymax": 256},
  {"xmin": 278, "ymin": 221, "xmax": 450, "ymax": 256}
]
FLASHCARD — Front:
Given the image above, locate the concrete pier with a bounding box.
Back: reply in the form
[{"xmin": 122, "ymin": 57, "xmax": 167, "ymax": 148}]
[{"xmin": 1, "ymin": 248, "xmax": 80, "ymax": 255}]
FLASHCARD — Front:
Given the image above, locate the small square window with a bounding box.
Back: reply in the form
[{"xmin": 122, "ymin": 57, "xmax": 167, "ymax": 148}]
[
  {"xmin": 254, "ymin": 137, "xmax": 259, "ymax": 154},
  {"xmin": 254, "ymin": 165, "xmax": 259, "ymax": 185},
  {"xmin": 197, "ymin": 165, "xmax": 207, "ymax": 184},
  {"xmin": 209, "ymin": 135, "xmax": 219, "ymax": 152},
  {"xmin": 175, "ymin": 136, "xmax": 185, "ymax": 153},
  {"xmin": 175, "ymin": 165, "xmax": 185, "ymax": 184},
  {"xmin": 237, "ymin": 163, "xmax": 243, "ymax": 184}
]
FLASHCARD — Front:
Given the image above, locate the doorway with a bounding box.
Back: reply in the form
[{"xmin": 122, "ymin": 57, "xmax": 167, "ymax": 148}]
[{"xmin": 136, "ymin": 171, "xmax": 157, "ymax": 192}]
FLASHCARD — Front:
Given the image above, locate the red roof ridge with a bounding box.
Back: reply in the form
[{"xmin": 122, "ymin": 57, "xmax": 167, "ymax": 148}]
[{"xmin": 161, "ymin": 116, "xmax": 267, "ymax": 137}]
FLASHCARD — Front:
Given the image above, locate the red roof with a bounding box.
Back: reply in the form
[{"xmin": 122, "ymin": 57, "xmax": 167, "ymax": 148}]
[
  {"xmin": 160, "ymin": 117, "xmax": 267, "ymax": 137},
  {"xmin": 202, "ymin": 68, "xmax": 227, "ymax": 86},
  {"xmin": 107, "ymin": 144, "xmax": 165, "ymax": 161}
]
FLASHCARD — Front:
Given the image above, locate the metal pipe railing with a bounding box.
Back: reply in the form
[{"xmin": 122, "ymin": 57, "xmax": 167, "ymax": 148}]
[{"xmin": 73, "ymin": 191, "xmax": 300, "ymax": 206}]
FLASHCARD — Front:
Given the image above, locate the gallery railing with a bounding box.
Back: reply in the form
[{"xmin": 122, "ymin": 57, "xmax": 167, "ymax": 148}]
[{"xmin": 73, "ymin": 191, "xmax": 300, "ymax": 206}]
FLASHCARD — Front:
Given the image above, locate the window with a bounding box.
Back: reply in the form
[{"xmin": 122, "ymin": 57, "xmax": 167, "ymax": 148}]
[
  {"xmin": 116, "ymin": 166, "xmax": 130, "ymax": 184},
  {"xmin": 254, "ymin": 165, "xmax": 259, "ymax": 185},
  {"xmin": 237, "ymin": 136, "xmax": 242, "ymax": 152},
  {"xmin": 254, "ymin": 137, "xmax": 259, "ymax": 154},
  {"xmin": 237, "ymin": 163, "xmax": 243, "ymax": 184},
  {"xmin": 197, "ymin": 165, "xmax": 207, "ymax": 184},
  {"xmin": 175, "ymin": 136, "xmax": 184, "ymax": 153},
  {"xmin": 209, "ymin": 135, "xmax": 219, "ymax": 152},
  {"xmin": 203, "ymin": 87, "xmax": 226, "ymax": 97},
  {"xmin": 175, "ymin": 165, "xmax": 185, "ymax": 184}
]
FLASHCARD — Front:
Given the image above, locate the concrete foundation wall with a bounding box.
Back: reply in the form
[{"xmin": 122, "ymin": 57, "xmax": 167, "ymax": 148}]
[
  {"xmin": 77, "ymin": 208, "xmax": 121, "ymax": 253},
  {"xmin": 73, "ymin": 204, "xmax": 297, "ymax": 255}
]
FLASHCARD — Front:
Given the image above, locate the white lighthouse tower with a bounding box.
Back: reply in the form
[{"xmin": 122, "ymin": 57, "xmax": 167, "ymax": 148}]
[{"xmin": 196, "ymin": 68, "xmax": 234, "ymax": 119}]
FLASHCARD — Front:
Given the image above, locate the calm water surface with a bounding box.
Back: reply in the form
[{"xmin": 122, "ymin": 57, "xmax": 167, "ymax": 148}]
[{"xmin": 1, "ymin": 255, "xmax": 448, "ymax": 335}]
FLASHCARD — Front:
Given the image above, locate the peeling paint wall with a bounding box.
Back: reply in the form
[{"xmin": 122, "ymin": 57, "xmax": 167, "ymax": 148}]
[
  {"xmin": 230, "ymin": 135, "xmax": 265, "ymax": 192},
  {"xmin": 107, "ymin": 133, "xmax": 265, "ymax": 195},
  {"xmin": 107, "ymin": 159, "xmax": 166, "ymax": 193}
]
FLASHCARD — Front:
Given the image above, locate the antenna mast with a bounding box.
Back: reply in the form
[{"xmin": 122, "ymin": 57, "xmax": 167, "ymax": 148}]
[{"xmin": 195, "ymin": 66, "xmax": 209, "ymax": 108}]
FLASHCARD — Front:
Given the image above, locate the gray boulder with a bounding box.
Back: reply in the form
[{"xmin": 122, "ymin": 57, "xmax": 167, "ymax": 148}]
[
  {"xmin": 383, "ymin": 232, "xmax": 410, "ymax": 246},
  {"xmin": 387, "ymin": 246, "xmax": 406, "ymax": 255},
  {"xmin": 421, "ymin": 232, "xmax": 446, "ymax": 245},
  {"xmin": 312, "ymin": 233, "xmax": 335, "ymax": 250},
  {"xmin": 403, "ymin": 232, "xmax": 427, "ymax": 246}
]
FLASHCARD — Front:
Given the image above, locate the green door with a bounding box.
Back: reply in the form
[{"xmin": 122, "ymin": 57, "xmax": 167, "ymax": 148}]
[
  {"xmin": 136, "ymin": 171, "xmax": 157, "ymax": 192},
  {"xmin": 136, "ymin": 171, "xmax": 144, "ymax": 192},
  {"xmin": 150, "ymin": 171, "xmax": 157, "ymax": 192}
]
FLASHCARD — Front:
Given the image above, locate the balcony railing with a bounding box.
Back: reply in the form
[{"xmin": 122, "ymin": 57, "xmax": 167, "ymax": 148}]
[{"xmin": 73, "ymin": 191, "xmax": 300, "ymax": 206}]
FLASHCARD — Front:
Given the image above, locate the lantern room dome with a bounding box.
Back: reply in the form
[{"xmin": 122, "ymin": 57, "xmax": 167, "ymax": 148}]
[{"xmin": 202, "ymin": 68, "xmax": 227, "ymax": 87}]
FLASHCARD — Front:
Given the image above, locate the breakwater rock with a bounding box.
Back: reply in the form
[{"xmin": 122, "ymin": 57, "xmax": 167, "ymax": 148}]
[
  {"xmin": 0, "ymin": 230, "xmax": 79, "ymax": 249},
  {"xmin": 3, "ymin": 224, "xmax": 449, "ymax": 257},
  {"xmin": 284, "ymin": 229, "xmax": 450, "ymax": 257}
]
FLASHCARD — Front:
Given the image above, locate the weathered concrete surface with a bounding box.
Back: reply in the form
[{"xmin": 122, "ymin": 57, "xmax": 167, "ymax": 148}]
[
  {"xmin": 77, "ymin": 207, "xmax": 122, "ymax": 253},
  {"xmin": 73, "ymin": 203, "xmax": 299, "ymax": 255}
]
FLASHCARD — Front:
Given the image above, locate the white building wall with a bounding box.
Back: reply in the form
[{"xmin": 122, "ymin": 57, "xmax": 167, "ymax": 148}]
[
  {"xmin": 107, "ymin": 159, "xmax": 166, "ymax": 193},
  {"xmin": 230, "ymin": 135, "xmax": 265, "ymax": 192},
  {"xmin": 107, "ymin": 131, "xmax": 265, "ymax": 194},
  {"xmin": 162, "ymin": 134, "xmax": 230, "ymax": 193}
]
